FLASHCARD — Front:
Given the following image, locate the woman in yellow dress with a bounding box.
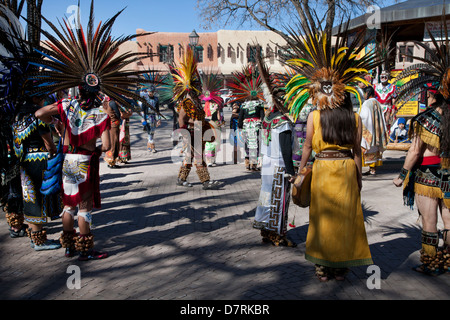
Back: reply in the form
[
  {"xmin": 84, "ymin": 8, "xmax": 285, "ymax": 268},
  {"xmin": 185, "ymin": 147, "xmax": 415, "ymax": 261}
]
[
  {"xmin": 280, "ymin": 17, "xmax": 379, "ymax": 282},
  {"xmin": 299, "ymin": 94, "xmax": 373, "ymax": 281}
]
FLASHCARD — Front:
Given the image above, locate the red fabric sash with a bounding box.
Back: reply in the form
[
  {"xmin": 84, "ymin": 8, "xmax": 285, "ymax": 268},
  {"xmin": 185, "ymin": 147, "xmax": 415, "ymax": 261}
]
[{"xmin": 421, "ymin": 156, "xmax": 441, "ymax": 166}]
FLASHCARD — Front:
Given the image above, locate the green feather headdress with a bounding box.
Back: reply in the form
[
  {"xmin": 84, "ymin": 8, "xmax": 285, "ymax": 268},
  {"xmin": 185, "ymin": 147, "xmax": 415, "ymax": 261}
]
[{"xmin": 281, "ymin": 19, "xmax": 381, "ymax": 121}]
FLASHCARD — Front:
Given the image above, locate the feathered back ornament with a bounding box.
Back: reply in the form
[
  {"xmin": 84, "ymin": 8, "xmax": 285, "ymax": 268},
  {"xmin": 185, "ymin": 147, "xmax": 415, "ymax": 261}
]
[
  {"xmin": 141, "ymin": 69, "xmax": 164, "ymax": 93},
  {"xmin": 256, "ymin": 53, "xmax": 291, "ymax": 116},
  {"xmin": 228, "ymin": 63, "xmax": 264, "ymax": 103},
  {"xmin": 394, "ymin": 10, "xmax": 450, "ymax": 109},
  {"xmin": 26, "ymin": 0, "xmax": 158, "ymax": 112},
  {"xmin": 200, "ymin": 70, "xmax": 223, "ymax": 106},
  {"xmin": 281, "ymin": 19, "xmax": 381, "ymax": 119},
  {"xmin": 376, "ymin": 27, "xmax": 397, "ymax": 73},
  {"xmin": 158, "ymin": 71, "xmax": 176, "ymax": 105},
  {"xmin": 170, "ymin": 46, "xmax": 202, "ymax": 102}
]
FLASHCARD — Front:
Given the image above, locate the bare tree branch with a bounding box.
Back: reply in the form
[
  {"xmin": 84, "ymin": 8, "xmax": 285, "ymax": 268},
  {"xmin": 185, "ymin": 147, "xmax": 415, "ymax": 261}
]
[{"xmin": 197, "ymin": 0, "xmax": 382, "ymax": 38}]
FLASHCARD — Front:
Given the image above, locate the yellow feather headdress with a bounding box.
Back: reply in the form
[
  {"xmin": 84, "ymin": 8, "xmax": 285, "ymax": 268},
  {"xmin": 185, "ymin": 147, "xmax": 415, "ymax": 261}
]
[
  {"xmin": 170, "ymin": 46, "xmax": 202, "ymax": 102},
  {"xmin": 281, "ymin": 20, "xmax": 382, "ymax": 121}
]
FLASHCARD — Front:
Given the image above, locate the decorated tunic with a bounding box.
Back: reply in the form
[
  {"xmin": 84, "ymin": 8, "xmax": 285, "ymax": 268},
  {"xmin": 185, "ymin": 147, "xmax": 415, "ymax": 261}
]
[
  {"xmin": 57, "ymin": 99, "xmax": 111, "ymax": 208},
  {"xmin": 13, "ymin": 104, "xmax": 62, "ymax": 223},
  {"xmin": 374, "ymin": 83, "xmax": 396, "ymax": 114},
  {"xmin": 239, "ymin": 100, "xmax": 265, "ymax": 161},
  {"xmin": 253, "ymin": 111, "xmax": 293, "ymax": 236}
]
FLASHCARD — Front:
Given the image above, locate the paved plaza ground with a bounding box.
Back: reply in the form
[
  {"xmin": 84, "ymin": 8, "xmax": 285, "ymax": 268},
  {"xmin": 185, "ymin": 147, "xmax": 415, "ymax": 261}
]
[{"xmin": 0, "ymin": 107, "xmax": 449, "ymax": 306}]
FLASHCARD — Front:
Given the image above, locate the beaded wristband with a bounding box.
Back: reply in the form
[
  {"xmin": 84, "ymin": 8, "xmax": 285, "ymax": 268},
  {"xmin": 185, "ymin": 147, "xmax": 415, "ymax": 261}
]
[{"xmin": 398, "ymin": 167, "xmax": 408, "ymax": 181}]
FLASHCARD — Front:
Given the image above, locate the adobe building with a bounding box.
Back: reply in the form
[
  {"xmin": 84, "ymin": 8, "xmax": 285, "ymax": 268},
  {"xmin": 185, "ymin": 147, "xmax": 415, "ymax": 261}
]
[
  {"xmin": 134, "ymin": 28, "xmax": 288, "ymax": 83},
  {"xmin": 216, "ymin": 30, "xmax": 287, "ymax": 76},
  {"xmin": 135, "ymin": 29, "xmax": 219, "ymax": 72}
]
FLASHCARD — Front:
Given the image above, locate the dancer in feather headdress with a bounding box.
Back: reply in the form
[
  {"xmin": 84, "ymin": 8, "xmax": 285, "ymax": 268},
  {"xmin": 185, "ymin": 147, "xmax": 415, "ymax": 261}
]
[
  {"xmin": 171, "ymin": 47, "xmax": 222, "ymax": 189},
  {"xmin": 1, "ymin": 3, "xmax": 64, "ymax": 250},
  {"xmin": 228, "ymin": 63, "xmax": 265, "ymax": 171},
  {"xmin": 200, "ymin": 70, "xmax": 224, "ymax": 166},
  {"xmin": 393, "ymin": 11, "xmax": 450, "ymax": 276},
  {"xmin": 251, "ymin": 56, "xmax": 297, "ymax": 247},
  {"xmin": 34, "ymin": 0, "xmax": 159, "ymax": 260},
  {"xmin": 280, "ymin": 18, "xmax": 380, "ymax": 281},
  {"xmin": 139, "ymin": 70, "xmax": 163, "ymax": 153}
]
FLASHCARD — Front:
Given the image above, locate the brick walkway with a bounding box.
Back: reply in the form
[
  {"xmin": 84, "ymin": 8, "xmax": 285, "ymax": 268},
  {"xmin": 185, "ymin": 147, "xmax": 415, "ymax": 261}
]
[{"xmin": 0, "ymin": 107, "xmax": 449, "ymax": 303}]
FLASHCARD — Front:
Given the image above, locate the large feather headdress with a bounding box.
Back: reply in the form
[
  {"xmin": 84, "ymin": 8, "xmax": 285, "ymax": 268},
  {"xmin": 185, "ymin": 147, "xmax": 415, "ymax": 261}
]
[
  {"xmin": 140, "ymin": 68, "xmax": 164, "ymax": 93},
  {"xmin": 26, "ymin": 0, "xmax": 158, "ymax": 112},
  {"xmin": 228, "ymin": 63, "xmax": 264, "ymax": 103},
  {"xmin": 394, "ymin": 11, "xmax": 450, "ymax": 109},
  {"xmin": 170, "ymin": 46, "xmax": 202, "ymax": 102},
  {"xmin": 281, "ymin": 19, "xmax": 381, "ymax": 120},
  {"xmin": 158, "ymin": 71, "xmax": 176, "ymax": 105},
  {"xmin": 200, "ymin": 70, "xmax": 223, "ymax": 106}
]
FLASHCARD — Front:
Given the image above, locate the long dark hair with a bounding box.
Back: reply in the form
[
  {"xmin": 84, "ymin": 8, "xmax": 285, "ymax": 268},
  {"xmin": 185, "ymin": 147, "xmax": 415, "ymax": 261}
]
[
  {"xmin": 363, "ymin": 86, "xmax": 375, "ymax": 99},
  {"xmin": 320, "ymin": 93, "xmax": 357, "ymax": 146}
]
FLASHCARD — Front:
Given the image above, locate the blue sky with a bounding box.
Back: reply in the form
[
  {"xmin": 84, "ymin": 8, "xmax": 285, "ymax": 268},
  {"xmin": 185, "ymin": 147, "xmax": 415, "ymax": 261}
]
[
  {"xmin": 35, "ymin": 0, "xmax": 401, "ymax": 37},
  {"xmin": 38, "ymin": 0, "xmax": 223, "ymax": 35}
]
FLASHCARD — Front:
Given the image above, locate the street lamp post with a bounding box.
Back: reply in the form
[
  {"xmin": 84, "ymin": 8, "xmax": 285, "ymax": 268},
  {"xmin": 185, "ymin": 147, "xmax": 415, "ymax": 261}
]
[{"xmin": 189, "ymin": 29, "xmax": 200, "ymax": 60}]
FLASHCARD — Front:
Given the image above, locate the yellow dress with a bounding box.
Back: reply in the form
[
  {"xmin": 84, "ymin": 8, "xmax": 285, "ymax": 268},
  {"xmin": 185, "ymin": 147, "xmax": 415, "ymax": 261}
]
[{"xmin": 305, "ymin": 110, "xmax": 373, "ymax": 268}]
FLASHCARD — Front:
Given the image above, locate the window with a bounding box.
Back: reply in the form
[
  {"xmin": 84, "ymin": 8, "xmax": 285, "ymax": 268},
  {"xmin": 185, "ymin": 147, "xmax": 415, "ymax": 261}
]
[
  {"xmin": 207, "ymin": 45, "xmax": 213, "ymax": 60},
  {"xmin": 159, "ymin": 45, "xmax": 174, "ymax": 63},
  {"xmin": 247, "ymin": 45, "xmax": 262, "ymax": 63},
  {"xmin": 179, "ymin": 45, "xmax": 184, "ymax": 58},
  {"xmin": 194, "ymin": 46, "xmax": 204, "ymax": 63},
  {"xmin": 398, "ymin": 45, "xmax": 414, "ymax": 63}
]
